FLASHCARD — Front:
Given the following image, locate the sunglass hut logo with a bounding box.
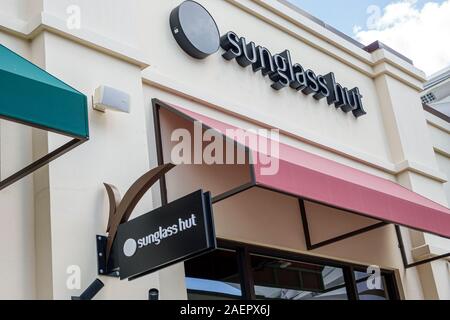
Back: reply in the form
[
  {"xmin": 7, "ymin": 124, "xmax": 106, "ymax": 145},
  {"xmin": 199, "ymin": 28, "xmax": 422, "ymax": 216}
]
[
  {"xmin": 123, "ymin": 214, "xmax": 198, "ymax": 258},
  {"xmin": 170, "ymin": 1, "xmax": 367, "ymax": 118}
]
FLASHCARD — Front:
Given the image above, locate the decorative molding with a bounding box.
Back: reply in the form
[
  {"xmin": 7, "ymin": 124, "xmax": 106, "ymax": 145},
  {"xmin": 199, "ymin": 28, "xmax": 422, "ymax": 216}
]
[
  {"xmin": 364, "ymin": 41, "xmax": 413, "ymax": 65},
  {"xmin": 424, "ymin": 108, "xmax": 450, "ymax": 158},
  {"xmin": 0, "ymin": 12, "xmax": 150, "ymax": 69},
  {"xmin": 395, "ymin": 160, "xmax": 447, "ymax": 183},
  {"xmin": 372, "ymin": 61, "xmax": 425, "ymax": 92},
  {"xmin": 424, "ymin": 105, "xmax": 450, "ymax": 126},
  {"xmin": 412, "ymin": 244, "xmax": 450, "ymax": 262}
]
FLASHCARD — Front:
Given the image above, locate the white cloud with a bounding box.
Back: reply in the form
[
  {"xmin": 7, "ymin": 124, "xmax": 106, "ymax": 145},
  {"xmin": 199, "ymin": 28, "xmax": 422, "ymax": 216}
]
[{"xmin": 354, "ymin": 0, "xmax": 450, "ymax": 76}]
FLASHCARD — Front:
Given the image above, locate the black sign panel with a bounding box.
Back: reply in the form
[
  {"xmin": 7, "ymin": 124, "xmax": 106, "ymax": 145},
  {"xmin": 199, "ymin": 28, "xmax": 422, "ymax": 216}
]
[{"xmin": 116, "ymin": 190, "xmax": 216, "ymax": 280}]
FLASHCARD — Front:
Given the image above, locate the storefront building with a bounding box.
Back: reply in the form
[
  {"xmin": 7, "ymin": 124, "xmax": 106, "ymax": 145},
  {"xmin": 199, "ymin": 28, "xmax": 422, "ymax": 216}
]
[{"xmin": 0, "ymin": 0, "xmax": 449, "ymax": 300}]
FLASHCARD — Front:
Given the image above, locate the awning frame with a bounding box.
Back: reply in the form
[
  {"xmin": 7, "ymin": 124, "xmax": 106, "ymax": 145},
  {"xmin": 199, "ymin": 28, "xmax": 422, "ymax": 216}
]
[
  {"xmin": 0, "ymin": 44, "xmax": 89, "ymax": 191},
  {"xmin": 0, "ymin": 115, "xmax": 88, "ymax": 191},
  {"xmin": 152, "ymin": 98, "xmax": 450, "ymax": 269},
  {"xmin": 395, "ymin": 226, "xmax": 450, "ymax": 269},
  {"xmin": 299, "ymin": 198, "xmax": 389, "ymax": 251}
]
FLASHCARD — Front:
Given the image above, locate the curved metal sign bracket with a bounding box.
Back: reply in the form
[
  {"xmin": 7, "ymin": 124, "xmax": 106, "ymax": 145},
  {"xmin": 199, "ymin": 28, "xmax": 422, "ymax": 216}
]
[{"xmin": 97, "ymin": 163, "xmax": 175, "ymax": 276}]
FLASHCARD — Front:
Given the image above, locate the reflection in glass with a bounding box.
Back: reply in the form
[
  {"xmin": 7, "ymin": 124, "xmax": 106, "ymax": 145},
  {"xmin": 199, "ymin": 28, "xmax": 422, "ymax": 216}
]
[
  {"xmin": 184, "ymin": 247, "xmax": 397, "ymax": 300},
  {"xmin": 251, "ymin": 255, "xmax": 348, "ymax": 300},
  {"xmin": 185, "ymin": 250, "xmax": 242, "ymax": 300}
]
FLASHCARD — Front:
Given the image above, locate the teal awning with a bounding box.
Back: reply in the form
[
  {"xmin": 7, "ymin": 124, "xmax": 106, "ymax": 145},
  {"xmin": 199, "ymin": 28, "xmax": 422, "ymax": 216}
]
[
  {"xmin": 0, "ymin": 44, "xmax": 89, "ymax": 138},
  {"xmin": 0, "ymin": 44, "xmax": 89, "ymax": 191}
]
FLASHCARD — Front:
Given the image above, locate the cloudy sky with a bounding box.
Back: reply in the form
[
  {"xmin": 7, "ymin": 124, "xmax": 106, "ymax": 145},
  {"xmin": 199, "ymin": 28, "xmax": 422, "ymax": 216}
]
[{"xmin": 288, "ymin": 0, "xmax": 450, "ymax": 76}]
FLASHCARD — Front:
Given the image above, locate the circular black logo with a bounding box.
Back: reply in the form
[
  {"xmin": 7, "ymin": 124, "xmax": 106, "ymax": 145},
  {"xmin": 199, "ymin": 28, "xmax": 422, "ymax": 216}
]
[{"xmin": 170, "ymin": 1, "xmax": 220, "ymax": 59}]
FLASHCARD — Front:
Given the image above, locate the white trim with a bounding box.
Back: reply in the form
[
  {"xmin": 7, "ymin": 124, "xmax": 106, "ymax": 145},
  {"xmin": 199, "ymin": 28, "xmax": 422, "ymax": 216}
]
[
  {"xmin": 412, "ymin": 244, "xmax": 450, "ymax": 262},
  {"xmin": 372, "ymin": 61, "xmax": 424, "ymax": 91},
  {"xmin": 371, "ymin": 47, "xmax": 426, "ymax": 84},
  {"xmin": 395, "ymin": 160, "xmax": 447, "ymax": 183},
  {"xmin": 425, "ymin": 111, "xmax": 450, "ymax": 157},
  {"xmin": 0, "ymin": 12, "xmax": 150, "ymax": 69},
  {"xmin": 425, "ymin": 112, "xmax": 450, "ymax": 134}
]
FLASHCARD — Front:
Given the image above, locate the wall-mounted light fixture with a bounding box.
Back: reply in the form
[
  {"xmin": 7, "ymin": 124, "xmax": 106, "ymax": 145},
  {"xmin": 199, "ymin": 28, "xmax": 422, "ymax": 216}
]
[
  {"xmin": 148, "ymin": 288, "xmax": 159, "ymax": 301},
  {"xmin": 93, "ymin": 85, "xmax": 131, "ymax": 113},
  {"xmin": 71, "ymin": 279, "xmax": 105, "ymax": 300}
]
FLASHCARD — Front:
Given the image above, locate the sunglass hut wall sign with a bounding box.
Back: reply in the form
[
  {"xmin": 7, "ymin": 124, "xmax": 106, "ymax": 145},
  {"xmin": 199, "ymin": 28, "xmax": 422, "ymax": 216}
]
[{"xmin": 170, "ymin": 1, "xmax": 367, "ymax": 118}]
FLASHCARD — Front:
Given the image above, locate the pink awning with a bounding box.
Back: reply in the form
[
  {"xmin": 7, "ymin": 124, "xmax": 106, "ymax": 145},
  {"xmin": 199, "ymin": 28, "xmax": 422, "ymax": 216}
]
[{"xmin": 161, "ymin": 102, "xmax": 450, "ymax": 239}]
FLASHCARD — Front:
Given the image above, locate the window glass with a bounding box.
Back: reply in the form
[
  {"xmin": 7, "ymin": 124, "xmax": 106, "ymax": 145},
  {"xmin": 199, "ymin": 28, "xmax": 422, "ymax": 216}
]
[
  {"xmin": 184, "ymin": 245, "xmax": 398, "ymax": 300},
  {"xmin": 185, "ymin": 249, "xmax": 242, "ymax": 300},
  {"xmin": 251, "ymin": 255, "xmax": 348, "ymax": 300}
]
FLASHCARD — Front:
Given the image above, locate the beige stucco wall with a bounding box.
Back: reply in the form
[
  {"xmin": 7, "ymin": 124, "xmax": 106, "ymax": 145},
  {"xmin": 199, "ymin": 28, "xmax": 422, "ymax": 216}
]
[
  {"xmin": 0, "ymin": 0, "xmax": 448, "ymax": 300},
  {"xmin": 424, "ymin": 111, "xmax": 450, "ymax": 299},
  {"xmin": 143, "ymin": 0, "xmax": 395, "ymax": 170},
  {"xmin": 41, "ymin": 32, "xmax": 161, "ymax": 300},
  {"xmin": 436, "ymin": 153, "xmax": 450, "ymax": 205},
  {"xmin": 427, "ymin": 112, "xmax": 450, "ymax": 205},
  {"xmin": 0, "ymin": 30, "xmax": 36, "ymax": 300}
]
